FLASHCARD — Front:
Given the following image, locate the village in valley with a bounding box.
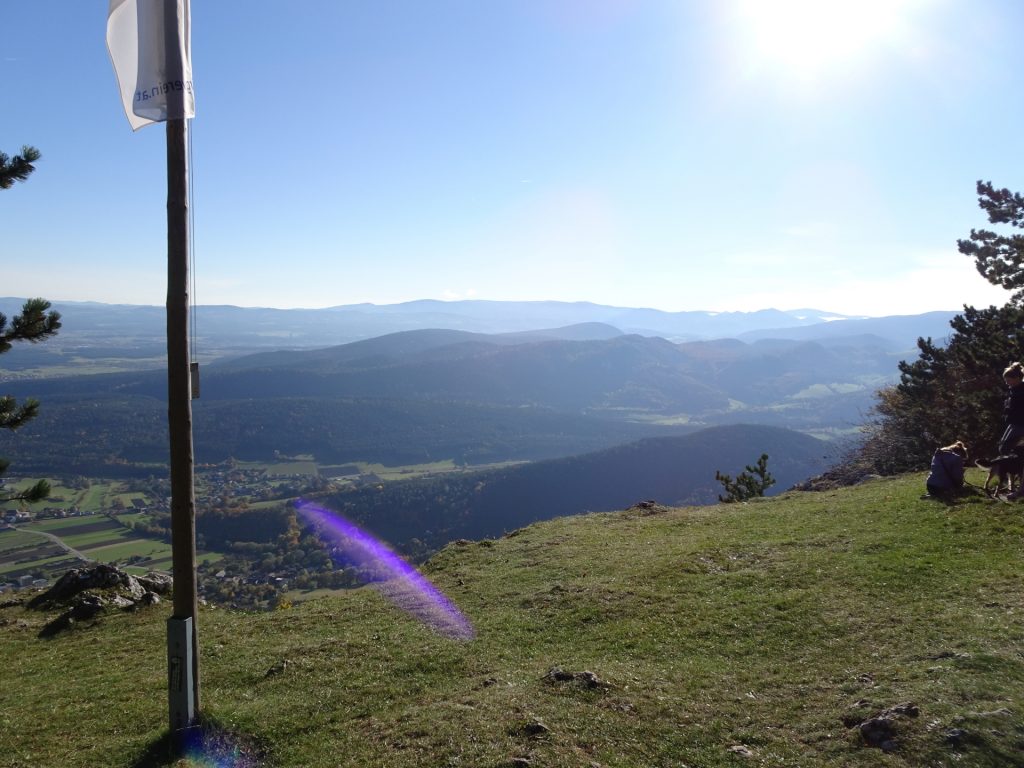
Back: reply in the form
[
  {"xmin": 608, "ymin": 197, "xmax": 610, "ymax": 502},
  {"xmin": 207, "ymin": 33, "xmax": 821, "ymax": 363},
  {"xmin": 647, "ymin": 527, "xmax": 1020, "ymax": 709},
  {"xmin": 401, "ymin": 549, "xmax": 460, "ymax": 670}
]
[
  {"xmin": 0, "ymin": 456, "xmax": 485, "ymax": 605},
  {"xmin": 0, "ymin": 461, "xmax": 327, "ymax": 595}
]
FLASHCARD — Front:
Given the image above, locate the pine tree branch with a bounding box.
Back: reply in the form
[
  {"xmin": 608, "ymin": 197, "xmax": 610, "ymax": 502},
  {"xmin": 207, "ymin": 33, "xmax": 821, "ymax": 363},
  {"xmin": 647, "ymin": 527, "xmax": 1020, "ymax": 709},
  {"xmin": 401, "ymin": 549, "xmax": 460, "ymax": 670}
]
[
  {"xmin": 1, "ymin": 479, "xmax": 51, "ymax": 504},
  {"xmin": 0, "ymin": 145, "xmax": 41, "ymax": 190},
  {"xmin": 0, "ymin": 396, "xmax": 40, "ymax": 432},
  {"xmin": 0, "ymin": 298, "xmax": 61, "ymax": 354}
]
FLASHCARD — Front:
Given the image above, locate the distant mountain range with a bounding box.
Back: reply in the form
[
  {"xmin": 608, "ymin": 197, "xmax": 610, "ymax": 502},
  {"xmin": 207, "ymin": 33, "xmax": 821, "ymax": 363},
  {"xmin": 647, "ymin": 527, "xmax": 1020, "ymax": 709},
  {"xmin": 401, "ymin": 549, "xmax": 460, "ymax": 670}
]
[
  {"xmin": 0, "ymin": 297, "xmax": 962, "ymax": 486},
  {"xmin": 3, "ymin": 320, "xmax": 921, "ymax": 477},
  {"xmin": 0, "ymin": 298, "xmax": 960, "ymax": 368}
]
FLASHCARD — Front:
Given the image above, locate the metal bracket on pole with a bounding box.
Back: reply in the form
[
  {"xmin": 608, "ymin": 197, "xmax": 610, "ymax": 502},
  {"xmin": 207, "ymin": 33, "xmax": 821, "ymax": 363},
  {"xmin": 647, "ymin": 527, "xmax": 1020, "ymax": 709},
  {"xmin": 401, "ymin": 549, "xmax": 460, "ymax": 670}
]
[{"xmin": 167, "ymin": 616, "xmax": 196, "ymax": 733}]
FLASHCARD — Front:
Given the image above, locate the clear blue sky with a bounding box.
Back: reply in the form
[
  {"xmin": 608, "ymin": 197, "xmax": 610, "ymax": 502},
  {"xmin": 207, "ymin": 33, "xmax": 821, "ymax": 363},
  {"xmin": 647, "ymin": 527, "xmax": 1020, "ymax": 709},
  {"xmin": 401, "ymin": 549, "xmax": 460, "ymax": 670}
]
[{"xmin": 4, "ymin": 0, "xmax": 1022, "ymax": 316}]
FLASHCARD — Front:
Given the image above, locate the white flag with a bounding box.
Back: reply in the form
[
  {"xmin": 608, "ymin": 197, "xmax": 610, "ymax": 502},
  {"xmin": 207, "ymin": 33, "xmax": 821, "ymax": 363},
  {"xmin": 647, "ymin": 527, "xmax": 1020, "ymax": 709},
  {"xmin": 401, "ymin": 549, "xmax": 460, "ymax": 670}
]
[{"xmin": 107, "ymin": 0, "xmax": 194, "ymax": 131}]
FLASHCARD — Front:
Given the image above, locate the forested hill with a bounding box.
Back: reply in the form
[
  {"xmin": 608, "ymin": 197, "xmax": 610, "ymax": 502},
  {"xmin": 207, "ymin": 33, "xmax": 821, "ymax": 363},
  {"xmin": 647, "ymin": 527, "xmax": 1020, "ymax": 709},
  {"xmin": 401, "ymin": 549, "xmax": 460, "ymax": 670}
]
[
  {"xmin": 7, "ymin": 331, "xmax": 728, "ymax": 414},
  {"xmin": 5, "ymin": 327, "xmax": 900, "ymax": 418},
  {"xmin": 0, "ymin": 328, "xmax": 893, "ymax": 474},
  {"xmin": 321, "ymin": 424, "xmax": 829, "ymax": 554},
  {"xmin": 6, "ymin": 396, "xmax": 682, "ymax": 476}
]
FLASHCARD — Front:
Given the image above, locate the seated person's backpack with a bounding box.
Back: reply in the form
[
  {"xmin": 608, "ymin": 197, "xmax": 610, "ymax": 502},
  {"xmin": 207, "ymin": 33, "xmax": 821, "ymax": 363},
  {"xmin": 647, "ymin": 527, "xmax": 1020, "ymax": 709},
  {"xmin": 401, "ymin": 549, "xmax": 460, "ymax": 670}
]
[{"xmin": 925, "ymin": 441, "xmax": 967, "ymax": 497}]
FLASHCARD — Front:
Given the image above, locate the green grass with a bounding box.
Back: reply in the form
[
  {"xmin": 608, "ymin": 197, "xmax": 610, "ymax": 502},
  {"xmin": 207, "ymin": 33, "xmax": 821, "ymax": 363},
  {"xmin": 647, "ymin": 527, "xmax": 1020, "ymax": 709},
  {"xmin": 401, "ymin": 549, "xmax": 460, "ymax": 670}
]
[
  {"xmin": 67, "ymin": 531, "xmax": 135, "ymax": 549},
  {"xmin": 77, "ymin": 484, "xmax": 114, "ymax": 510},
  {"xmin": 24, "ymin": 517, "xmax": 114, "ymax": 533},
  {"xmin": 80, "ymin": 540, "xmax": 172, "ymax": 562},
  {"xmin": 0, "ymin": 529, "xmax": 41, "ymax": 553},
  {"xmin": 0, "ymin": 553, "xmax": 74, "ymax": 577},
  {"xmin": 11, "ymin": 516, "xmax": 217, "ymax": 574},
  {"xmin": 1, "ymin": 472, "xmax": 1022, "ymax": 767},
  {"xmin": 355, "ymin": 458, "xmax": 527, "ymax": 482},
  {"xmin": 118, "ymin": 512, "xmax": 152, "ymax": 525},
  {"xmin": 2, "ymin": 482, "xmax": 155, "ymax": 513}
]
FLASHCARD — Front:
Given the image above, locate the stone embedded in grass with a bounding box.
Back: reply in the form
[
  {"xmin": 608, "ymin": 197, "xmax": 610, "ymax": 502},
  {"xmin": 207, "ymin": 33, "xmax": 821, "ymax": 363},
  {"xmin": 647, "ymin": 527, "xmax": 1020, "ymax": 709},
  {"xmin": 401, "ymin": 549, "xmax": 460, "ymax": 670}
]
[
  {"xmin": 944, "ymin": 727, "xmax": 970, "ymax": 748},
  {"xmin": 265, "ymin": 659, "xmax": 290, "ymax": 677},
  {"xmin": 626, "ymin": 499, "xmax": 670, "ymax": 515},
  {"xmin": 728, "ymin": 744, "xmax": 755, "ymax": 758},
  {"xmin": 859, "ymin": 717, "xmax": 899, "ymax": 752},
  {"xmin": 515, "ymin": 718, "xmax": 550, "ymax": 738},
  {"xmin": 38, "ymin": 594, "xmax": 106, "ymax": 638},
  {"xmin": 542, "ymin": 665, "xmax": 611, "ymax": 690},
  {"xmin": 885, "ymin": 702, "xmax": 920, "ymax": 718},
  {"xmin": 853, "ymin": 701, "xmax": 920, "ymax": 752}
]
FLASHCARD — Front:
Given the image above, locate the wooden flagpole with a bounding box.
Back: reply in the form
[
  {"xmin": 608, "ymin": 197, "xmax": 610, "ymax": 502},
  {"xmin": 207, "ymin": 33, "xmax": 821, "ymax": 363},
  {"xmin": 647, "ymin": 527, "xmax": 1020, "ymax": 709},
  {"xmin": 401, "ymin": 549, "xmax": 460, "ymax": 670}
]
[{"xmin": 166, "ymin": 115, "xmax": 200, "ymax": 729}]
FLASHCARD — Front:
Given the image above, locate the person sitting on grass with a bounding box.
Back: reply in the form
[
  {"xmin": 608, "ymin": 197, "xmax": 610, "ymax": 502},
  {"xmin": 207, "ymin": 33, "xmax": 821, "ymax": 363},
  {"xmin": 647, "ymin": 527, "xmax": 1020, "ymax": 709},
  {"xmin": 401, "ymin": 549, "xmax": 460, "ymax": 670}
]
[{"xmin": 925, "ymin": 441, "xmax": 968, "ymax": 500}]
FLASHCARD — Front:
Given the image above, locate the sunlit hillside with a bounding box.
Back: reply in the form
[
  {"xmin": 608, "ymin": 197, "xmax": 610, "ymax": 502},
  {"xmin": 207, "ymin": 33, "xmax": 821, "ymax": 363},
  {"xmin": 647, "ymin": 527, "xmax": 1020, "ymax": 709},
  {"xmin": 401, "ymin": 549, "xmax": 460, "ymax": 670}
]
[{"xmin": 2, "ymin": 472, "xmax": 1022, "ymax": 767}]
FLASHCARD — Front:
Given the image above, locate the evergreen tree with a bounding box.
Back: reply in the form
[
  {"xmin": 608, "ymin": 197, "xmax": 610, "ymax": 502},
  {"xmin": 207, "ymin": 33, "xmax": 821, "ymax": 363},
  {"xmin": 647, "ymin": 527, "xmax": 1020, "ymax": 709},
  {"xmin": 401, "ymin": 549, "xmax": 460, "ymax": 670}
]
[
  {"xmin": 843, "ymin": 181, "xmax": 1024, "ymax": 478},
  {"xmin": 2, "ymin": 146, "xmax": 61, "ymax": 503},
  {"xmin": 855, "ymin": 303, "xmax": 1024, "ymax": 475},
  {"xmin": 958, "ymin": 181, "xmax": 1024, "ymax": 302},
  {"xmin": 1, "ymin": 299, "xmax": 61, "ymax": 502},
  {"xmin": 715, "ymin": 453, "xmax": 775, "ymax": 503},
  {"xmin": 0, "ymin": 146, "xmax": 41, "ymax": 190}
]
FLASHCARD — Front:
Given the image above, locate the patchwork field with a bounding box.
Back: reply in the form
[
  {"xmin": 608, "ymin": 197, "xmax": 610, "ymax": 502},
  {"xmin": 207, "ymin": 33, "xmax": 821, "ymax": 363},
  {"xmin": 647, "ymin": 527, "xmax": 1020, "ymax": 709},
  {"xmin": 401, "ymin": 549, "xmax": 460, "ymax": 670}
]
[
  {"xmin": 0, "ymin": 480, "xmax": 155, "ymax": 514},
  {"xmin": 0, "ymin": 515, "xmax": 220, "ymax": 584}
]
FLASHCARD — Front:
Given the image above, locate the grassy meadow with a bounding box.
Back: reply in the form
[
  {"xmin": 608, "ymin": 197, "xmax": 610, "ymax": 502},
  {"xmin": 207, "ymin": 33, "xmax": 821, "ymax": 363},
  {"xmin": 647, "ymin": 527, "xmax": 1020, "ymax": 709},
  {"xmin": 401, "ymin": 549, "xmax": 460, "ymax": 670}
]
[{"xmin": 0, "ymin": 471, "xmax": 1022, "ymax": 767}]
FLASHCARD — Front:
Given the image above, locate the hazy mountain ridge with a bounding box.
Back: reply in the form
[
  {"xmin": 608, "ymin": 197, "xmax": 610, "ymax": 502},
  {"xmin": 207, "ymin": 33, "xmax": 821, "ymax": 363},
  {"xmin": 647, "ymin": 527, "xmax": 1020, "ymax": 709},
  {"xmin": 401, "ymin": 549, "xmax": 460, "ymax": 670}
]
[
  {"xmin": 0, "ymin": 298, "xmax": 956, "ymax": 362},
  {"xmin": 0, "ymin": 298, "xmax": 954, "ymax": 484},
  {"xmin": 199, "ymin": 329, "xmax": 898, "ymax": 414},
  {"xmin": 0, "ymin": 324, "xmax": 905, "ymax": 475},
  {"xmin": 737, "ymin": 310, "xmax": 959, "ymax": 345},
  {"xmin": 1, "ymin": 329, "xmax": 890, "ymax": 418}
]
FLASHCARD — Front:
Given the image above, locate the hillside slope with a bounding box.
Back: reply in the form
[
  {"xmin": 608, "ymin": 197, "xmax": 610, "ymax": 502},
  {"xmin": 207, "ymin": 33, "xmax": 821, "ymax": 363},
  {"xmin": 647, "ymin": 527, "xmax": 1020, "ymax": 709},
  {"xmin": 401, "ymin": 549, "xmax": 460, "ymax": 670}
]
[
  {"xmin": 2, "ymin": 473, "xmax": 1021, "ymax": 767},
  {"xmin": 326, "ymin": 424, "xmax": 830, "ymax": 552}
]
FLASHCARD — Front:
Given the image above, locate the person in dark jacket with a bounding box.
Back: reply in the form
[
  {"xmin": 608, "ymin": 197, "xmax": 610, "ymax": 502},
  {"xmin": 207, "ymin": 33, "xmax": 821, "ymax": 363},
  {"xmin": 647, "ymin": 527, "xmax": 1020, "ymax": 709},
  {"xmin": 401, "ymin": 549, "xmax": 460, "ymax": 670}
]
[
  {"xmin": 998, "ymin": 362, "xmax": 1024, "ymax": 455},
  {"xmin": 925, "ymin": 441, "xmax": 968, "ymax": 499}
]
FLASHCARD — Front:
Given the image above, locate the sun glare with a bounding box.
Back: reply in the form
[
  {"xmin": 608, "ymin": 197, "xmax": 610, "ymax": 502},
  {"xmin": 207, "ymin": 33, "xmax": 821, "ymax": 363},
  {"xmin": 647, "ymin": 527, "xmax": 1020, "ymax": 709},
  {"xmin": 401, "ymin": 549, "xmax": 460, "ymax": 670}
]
[{"xmin": 730, "ymin": 0, "xmax": 926, "ymax": 88}]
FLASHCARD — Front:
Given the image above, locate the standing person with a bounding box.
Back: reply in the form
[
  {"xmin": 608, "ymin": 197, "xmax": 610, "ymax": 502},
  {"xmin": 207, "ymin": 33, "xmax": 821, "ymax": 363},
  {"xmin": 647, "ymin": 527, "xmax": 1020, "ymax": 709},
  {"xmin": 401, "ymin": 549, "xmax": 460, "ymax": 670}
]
[
  {"xmin": 998, "ymin": 362, "xmax": 1024, "ymax": 455},
  {"xmin": 925, "ymin": 441, "xmax": 968, "ymax": 499}
]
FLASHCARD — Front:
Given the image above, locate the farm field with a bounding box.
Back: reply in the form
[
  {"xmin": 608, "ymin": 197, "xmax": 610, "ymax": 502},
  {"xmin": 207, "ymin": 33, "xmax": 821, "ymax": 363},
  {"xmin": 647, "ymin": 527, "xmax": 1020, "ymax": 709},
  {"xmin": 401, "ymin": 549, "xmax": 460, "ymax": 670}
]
[
  {"xmin": 0, "ymin": 528, "xmax": 40, "ymax": 553},
  {"xmin": 0, "ymin": 514, "xmax": 220, "ymax": 585},
  {"xmin": 0, "ymin": 479, "xmax": 154, "ymax": 514},
  {"xmin": 236, "ymin": 457, "xmax": 527, "ymax": 482},
  {"xmin": 1, "ymin": 454, "xmax": 506, "ymax": 589}
]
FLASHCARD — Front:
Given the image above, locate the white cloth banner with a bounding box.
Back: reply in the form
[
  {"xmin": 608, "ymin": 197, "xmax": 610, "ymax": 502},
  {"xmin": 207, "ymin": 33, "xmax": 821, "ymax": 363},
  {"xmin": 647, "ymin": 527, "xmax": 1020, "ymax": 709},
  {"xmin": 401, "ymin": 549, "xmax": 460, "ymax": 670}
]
[{"xmin": 107, "ymin": 0, "xmax": 194, "ymax": 131}]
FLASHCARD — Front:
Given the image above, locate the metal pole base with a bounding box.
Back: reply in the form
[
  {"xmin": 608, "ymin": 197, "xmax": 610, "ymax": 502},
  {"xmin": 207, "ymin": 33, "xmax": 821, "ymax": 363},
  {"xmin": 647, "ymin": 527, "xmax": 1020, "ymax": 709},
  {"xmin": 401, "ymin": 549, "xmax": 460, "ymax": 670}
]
[{"xmin": 167, "ymin": 616, "xmax": 196, "ymax": 733}]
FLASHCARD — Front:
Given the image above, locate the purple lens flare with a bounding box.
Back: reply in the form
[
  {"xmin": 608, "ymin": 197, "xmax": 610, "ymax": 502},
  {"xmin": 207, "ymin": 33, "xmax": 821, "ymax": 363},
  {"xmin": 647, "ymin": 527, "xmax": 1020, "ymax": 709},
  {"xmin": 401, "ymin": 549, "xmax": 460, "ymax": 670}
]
[{"xmin": 296, "ymin": 501, "xmax": 474, "ymax": 640}]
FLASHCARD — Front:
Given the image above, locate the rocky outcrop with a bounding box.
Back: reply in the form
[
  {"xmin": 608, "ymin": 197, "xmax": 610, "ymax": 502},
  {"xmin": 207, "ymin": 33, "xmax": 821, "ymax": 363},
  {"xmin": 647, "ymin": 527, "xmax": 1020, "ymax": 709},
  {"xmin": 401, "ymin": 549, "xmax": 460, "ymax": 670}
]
[{"xmin": 28, "ymin": 564, "xmax": 172, "ymax": 637}]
